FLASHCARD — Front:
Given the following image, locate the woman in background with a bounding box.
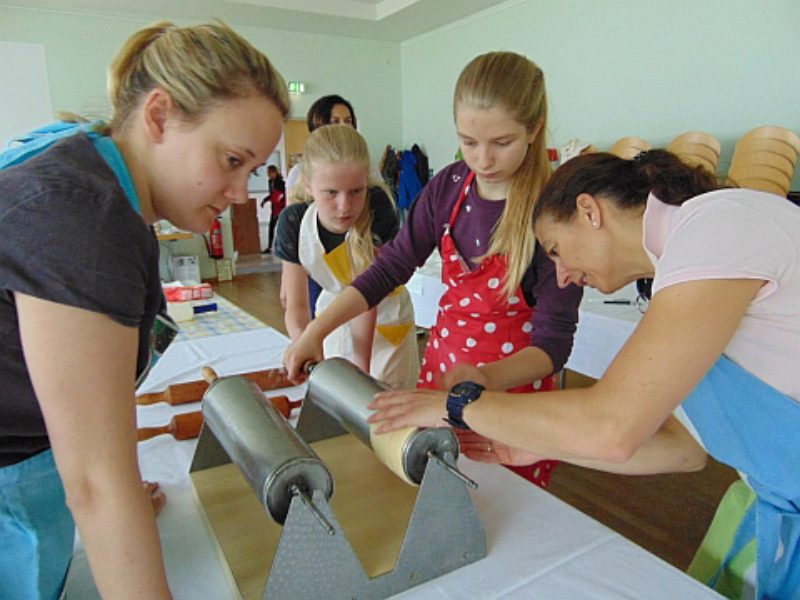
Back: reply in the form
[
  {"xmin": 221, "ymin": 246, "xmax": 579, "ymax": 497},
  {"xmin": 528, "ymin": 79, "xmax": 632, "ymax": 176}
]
[
  {"xmin": 261, "ymin": 164, "xmax": 286, "ymax": 254},
  {"xmin": 0, "ymin": 21, "xmax": 288, "ymax": 599},
  {"xmin": 285, "ymin": 94, "xmax": 358, "ymax": 197}
]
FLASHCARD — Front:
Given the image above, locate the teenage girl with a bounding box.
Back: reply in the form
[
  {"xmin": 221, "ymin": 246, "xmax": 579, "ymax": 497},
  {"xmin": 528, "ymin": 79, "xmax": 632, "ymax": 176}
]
[
  {"xmin": 284, "ymin": 52, "xmax": 582, "ymax": 488},
  {"xmin": 0, "ymin": 22, "xmax": 288, "ymax": 600},
  {"xmin": 275, "ymin": 125, "xmax": 419, "ymax": 389}
]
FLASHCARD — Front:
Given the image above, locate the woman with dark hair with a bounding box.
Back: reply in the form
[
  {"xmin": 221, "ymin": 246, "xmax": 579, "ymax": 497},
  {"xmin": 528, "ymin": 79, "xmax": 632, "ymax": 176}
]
[
  {"xmin": 285, "ymin": 94, "xmax": 358, "ymax": 197},
  {"xmin": 367, "ymin": 149, "xmax": 800, "ymax": 599},
  {"xmin": 306, "ymin": 94, "xmax": 357, "ymax": 130}
]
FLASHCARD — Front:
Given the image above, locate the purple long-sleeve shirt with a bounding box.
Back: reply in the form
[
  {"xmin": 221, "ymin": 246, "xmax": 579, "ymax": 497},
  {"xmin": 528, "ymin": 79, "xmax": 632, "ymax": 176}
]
[{"xmin": 352, "ymin": 161, "xmax": 582, "ymax": 372}]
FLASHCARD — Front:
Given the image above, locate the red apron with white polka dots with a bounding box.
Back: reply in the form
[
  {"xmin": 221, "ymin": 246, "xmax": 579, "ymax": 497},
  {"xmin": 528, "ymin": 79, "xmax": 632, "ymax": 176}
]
[{"xmin": 417, "ymin": 171, "xmax": 558, "ymax": 488}]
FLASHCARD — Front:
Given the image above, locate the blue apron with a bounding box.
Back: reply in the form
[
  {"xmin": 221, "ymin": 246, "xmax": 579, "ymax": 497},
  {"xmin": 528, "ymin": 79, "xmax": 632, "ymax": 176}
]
[
  {"xmin": 0, "ymin": 123, "xmax": 141, "ymax": 600},
  {"xmin": 682, "ymin": 355, "xmax": 800, "ymax": 599}
]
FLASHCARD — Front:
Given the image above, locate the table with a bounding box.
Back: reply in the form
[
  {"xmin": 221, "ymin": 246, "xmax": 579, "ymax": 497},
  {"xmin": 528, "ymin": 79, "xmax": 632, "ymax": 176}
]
[
  {"xmin": 64, "ymin": 327, "xmax": 718, "ymax": 599},
  {"xmin": 564, "ymin": 283, "xmax": 642, "ymax": 379},
  {"xmin": 409, "ymin": 261, "xmax": 642, "ymax": 379}
]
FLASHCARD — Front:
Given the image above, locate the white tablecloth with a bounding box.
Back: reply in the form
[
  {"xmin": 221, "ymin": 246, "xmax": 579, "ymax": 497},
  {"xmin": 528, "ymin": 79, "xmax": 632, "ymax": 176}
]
[{"xmin": 64, "ymin": 327, "xmax": 718, "ymax": 599}]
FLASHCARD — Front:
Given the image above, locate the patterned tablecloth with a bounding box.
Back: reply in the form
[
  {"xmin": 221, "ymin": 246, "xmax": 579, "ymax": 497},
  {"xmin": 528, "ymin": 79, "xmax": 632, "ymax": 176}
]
[{"xmin": 174, "ymin": 295, "xmax": 266, "ymax": 341}]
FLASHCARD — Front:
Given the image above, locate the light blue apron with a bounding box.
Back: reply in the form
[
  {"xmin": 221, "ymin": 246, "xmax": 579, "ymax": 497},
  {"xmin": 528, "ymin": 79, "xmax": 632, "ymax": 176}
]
[
  {"xmin": 682, "ymin": 355, "xmax": 800, "ymax": 599},
  {"xmin": 0, "ymin": 123, "xmax": 141, "ymax": 600}
]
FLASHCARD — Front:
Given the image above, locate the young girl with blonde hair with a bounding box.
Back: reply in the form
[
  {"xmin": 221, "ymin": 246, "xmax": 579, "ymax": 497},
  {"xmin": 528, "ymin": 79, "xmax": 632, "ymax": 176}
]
[
  {"xmin": 0, "ymin": 21, "xmax": 288, "ymax": 599},
  {"xmin": 284, "ymin": 52, "xmax": 581, "ymax": 488},
  {"xmin": 275, "ymin": 125, "xmax": 419, "ymax": 389}
]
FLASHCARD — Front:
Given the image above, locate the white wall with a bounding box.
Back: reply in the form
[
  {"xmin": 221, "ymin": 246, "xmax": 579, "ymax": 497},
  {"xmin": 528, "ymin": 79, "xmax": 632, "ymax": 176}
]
[
  {"xmin": 400, "ymin": 0, "xmax": 800, "ymax": 188},
  {"xmin": 0, "ymin": 7, "xmax": 403, "ymax": 165},
  {"xmin": 0, "ymin": 6, "xmax": 404, "ymax": 276},
  {"xmin": 3, "ymin": 1, "xmax": 799, "ymax": 197},
  {"xmin": 0, "ymin": 41, "xmax": 53, "ymax": 145}
]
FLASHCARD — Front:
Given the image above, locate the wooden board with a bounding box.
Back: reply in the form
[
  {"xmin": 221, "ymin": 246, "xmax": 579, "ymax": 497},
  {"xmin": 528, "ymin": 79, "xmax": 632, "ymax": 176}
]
[{"xmin": 191, "ymin": 433, "xmax": 419, "ymax": 600}]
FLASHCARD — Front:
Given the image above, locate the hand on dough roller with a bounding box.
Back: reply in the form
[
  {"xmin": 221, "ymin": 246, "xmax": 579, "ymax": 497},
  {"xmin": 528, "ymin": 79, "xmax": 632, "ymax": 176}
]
[{"xmin": 302, "ymin": 358, "xmax": 477, "ymax": 488}]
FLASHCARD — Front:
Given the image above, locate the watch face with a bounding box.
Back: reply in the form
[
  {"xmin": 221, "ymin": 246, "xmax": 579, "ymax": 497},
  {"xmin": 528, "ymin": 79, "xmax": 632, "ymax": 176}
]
[
  {"xmin": 451, "ymin": 381, "xmax": 484, "ymax": 401},
  {"xmin": 452, "ymin": 381, "xmax": 472, "ymax": 398},
  {"xmin": 446, "ymin": 381, "xmax": 484, "ymax": 430}
]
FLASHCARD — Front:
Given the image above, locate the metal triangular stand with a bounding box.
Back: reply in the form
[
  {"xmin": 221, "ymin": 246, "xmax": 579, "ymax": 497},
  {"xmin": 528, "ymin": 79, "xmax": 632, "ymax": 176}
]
[
  {"xmin": 263, "ymin": 449, "xmax": 486, "ymax": 599},
  {"xmin": 294, "ymin": 397, "xmax": 348, "ymax": 443},
  {"xmin": 189, "ymin": 425, "xmax": 231, "ymax": 472}
]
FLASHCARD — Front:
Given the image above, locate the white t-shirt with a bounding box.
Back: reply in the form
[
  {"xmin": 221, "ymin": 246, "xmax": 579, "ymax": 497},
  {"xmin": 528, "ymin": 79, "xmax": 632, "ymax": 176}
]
[{"xmin": 643, "ymin": 189, "xmax": 800, "ymax": 403}]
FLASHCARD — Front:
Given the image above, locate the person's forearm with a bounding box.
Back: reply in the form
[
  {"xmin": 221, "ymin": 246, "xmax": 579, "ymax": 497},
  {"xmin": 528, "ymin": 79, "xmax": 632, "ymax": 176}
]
[
  {"xmin": 462, "ymin": 385, "xmax": 647, "ymax": 464},
  {"xmin": 66, "ymin": 468, "xmax": 171, "ymax": 599},
  {"xmin": 350, "ymin": 306, "xmax": 377, "ymax": 372},
  {"xmin": 562, "ymin": 416, "xmax": 708, "ymax": 475},
  {"xmin": 479, "ymin": 346, "xmax": 555, "ymax": 390},
  {"xmin": 304, "ymin": 286, "xmax": 370, "ymax": 343},
  {"xmin": 285, "ymin": 305, "xmax": 311, "ymax": 341}
]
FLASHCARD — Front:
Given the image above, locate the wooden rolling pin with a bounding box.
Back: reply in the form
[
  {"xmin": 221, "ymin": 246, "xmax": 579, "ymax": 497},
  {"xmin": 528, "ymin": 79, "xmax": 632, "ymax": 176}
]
[
  {"xmin": 137, "ymin": 395, "xmax": 302, "ymax": 441},
  {"xmin": 136, "ymin": 367, "xmax": 293, "ymax": 406}
]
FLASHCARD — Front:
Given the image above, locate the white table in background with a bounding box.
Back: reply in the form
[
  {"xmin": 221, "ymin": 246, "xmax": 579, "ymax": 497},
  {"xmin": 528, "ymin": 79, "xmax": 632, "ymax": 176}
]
[
  {"xmin": 565, "ymin": 283, "xmax": 642, "ymax": 379},
  {"xmin": 64, "ymin": 327, "xmax": 718, "ymax": 599},
  {"xmin": 409, "ymin": 257, "xmax": 642, "ymax": 379}
]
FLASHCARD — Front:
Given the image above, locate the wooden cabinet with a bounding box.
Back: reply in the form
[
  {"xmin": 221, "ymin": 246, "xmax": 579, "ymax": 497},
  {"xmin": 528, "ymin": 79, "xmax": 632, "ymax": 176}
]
[
  {"xmin": 231, "ymin": 199, "xmax": 261, "ymax": 255},
  {"xmin": 284, "ymin": 119, "xmax": 310, "ymax": 171}
]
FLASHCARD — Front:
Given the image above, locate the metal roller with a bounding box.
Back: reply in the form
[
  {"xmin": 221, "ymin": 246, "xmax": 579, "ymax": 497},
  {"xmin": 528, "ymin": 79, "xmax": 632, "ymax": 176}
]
[
  {"xmin": 201, "ymin": 375, "xmax": 333, "ymax": 525},
  {"xmin": 305, "ymin": 357, "xmax": 459, "ymax": 485}
]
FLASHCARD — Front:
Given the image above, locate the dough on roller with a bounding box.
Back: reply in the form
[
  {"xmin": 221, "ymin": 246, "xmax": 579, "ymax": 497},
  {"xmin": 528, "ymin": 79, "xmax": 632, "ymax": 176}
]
[{"xmin": 369, "ymin": 424, "xmax": 418, "ymax": 486}]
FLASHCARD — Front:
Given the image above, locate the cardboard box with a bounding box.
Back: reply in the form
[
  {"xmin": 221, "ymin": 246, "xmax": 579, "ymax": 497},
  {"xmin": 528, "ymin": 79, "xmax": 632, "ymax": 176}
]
[{"xmin": 216, "ymin": 258, "xmax": 233, "ymax": 282}]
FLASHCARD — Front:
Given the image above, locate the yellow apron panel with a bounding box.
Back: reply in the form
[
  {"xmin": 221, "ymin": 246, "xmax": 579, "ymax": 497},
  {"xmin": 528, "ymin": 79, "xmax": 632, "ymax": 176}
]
[
  {"xmin": 323, "ymin": 243, "xmax": 353, "ymax": 286},
  {"xmin": 375, "ymin": 322, "xmax": 412, "ymax": 347}
]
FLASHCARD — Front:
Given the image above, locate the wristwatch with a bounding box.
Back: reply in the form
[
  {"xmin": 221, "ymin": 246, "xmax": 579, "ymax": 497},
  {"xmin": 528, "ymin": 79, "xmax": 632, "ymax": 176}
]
[{"xmin": 445, "ymin": 381, "xmax": 486, "ymax": 430}]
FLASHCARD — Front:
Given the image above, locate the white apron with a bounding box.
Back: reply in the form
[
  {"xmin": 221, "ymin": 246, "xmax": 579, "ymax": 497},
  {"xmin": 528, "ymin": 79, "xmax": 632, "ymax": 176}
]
[{"xmin": 298, "ymin": 204, "xmax": 419, "ymax": 389}]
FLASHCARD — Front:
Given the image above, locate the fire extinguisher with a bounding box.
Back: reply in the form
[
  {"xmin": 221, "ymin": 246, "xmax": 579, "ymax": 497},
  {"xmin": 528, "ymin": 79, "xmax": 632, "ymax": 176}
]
[{"xmin": 208, "ymin": 217, "xmax": 224, "ymax": 259}]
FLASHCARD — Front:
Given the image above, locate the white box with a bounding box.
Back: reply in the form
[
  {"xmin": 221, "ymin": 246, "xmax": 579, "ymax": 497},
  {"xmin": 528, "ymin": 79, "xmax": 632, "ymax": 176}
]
[{"xmin": 171, "ymin": 255, "xmax": 201, "ymax": 284}]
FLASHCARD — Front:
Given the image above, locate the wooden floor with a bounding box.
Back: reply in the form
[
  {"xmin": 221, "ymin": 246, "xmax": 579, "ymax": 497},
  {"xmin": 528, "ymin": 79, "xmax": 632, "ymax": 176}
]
[{"xmin": 213, "ymin": 270, "xmax": 738, "ymax": 573}]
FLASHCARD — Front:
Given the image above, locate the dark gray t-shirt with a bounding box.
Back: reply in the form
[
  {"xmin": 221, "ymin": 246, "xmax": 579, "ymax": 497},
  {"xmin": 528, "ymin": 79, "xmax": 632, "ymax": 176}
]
[{"xmin": 0, "ymin": 133, "xmax": 163, "ymax": 467}]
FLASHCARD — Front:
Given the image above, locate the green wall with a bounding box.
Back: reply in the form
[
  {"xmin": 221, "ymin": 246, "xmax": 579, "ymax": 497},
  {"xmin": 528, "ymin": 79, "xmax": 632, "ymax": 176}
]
[
  {"xmin": 0, "ymin": 6, "xmax": 403, "ymax": 277},
  {"xmin": 0, "ymin": 6, "xmax": 403, "ymax": 165},
  {"xmin": 400, "ymin": 0, "xmax": 800, "ymax": 187},
  {"xmin": 2, "ymin": 1, "xmax": 799, "ymax": 197}
]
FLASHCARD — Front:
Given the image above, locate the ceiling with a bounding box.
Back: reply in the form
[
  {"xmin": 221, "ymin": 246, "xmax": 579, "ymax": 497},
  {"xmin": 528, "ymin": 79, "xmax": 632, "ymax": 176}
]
[{"xmin": 14, "ymin": 0, "xmax": 511, "ymax": 42}]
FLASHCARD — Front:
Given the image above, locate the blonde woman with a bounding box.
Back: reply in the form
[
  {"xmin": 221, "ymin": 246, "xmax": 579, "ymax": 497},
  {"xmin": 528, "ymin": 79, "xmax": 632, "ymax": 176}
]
[
  {"xmin": 0, "ymin": 22, "xmax": 288, "ymax": 599},
  {"xmin": 283, "ymin": 52, "xmax": 581, "ymax": 488},
  {"xmin": 275, "ymin": 125, "xmax": 419, "ymax": 389}
]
